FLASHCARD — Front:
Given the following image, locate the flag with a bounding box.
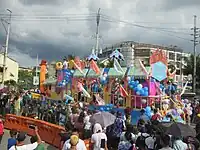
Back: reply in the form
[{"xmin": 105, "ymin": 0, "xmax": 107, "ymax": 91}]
[
  {"xmin": 74, "ymin": 57, "xmax": 83, "ymax": 69},
  {"xmin": 90, "ymin": 60, "xmax": 101, "ymax": 75},
  {"xmin": 71, "ymin": 60, "xmax": 84, "ymax": 75},
  {"xmin": 119, "ymin": 85, "xmax": 128, "ymax": 97},
  {"xmin": 114, "ymin": 58, "xmax": 124, "ymax": 74}
]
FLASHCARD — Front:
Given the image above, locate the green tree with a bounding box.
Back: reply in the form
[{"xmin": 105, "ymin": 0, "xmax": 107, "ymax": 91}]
[
  {"xmin": 18, "ymin": 70, "xmax": 34, "ymax": 90},
  {"xmin": 183, "ymin": 54, "xmax": 200, "ymax": 88},
  {"xmin": 4, "ymin": 79, "xmax": 17, "ymax": 86}
]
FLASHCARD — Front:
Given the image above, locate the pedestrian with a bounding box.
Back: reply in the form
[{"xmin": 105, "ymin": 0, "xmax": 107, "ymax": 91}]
[{"xmin": 7, "ymin": 129, "xmax": 17, "ymax": 150}]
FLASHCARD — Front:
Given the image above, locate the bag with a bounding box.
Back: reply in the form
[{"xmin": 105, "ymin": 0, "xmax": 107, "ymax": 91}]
[{"xmin": 100, "ymin": 139, "xmax": 106, "ymax": 148}]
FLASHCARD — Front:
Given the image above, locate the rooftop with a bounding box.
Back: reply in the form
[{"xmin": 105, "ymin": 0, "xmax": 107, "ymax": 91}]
[{"xmin": 103, "ymin": 41, "xmax": 185, "ymax": 52}]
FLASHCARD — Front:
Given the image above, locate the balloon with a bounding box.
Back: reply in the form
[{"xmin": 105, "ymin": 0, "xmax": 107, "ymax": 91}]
[
  {"xmin": 140, "ymin": 89, "xmax": 145, "ymax": 96},
  {"xmin": 134, "ymin": 87, "xmax": 138, "ymax": 92},
  {"xmin": 145, "ymin": 106, "xmax": 151, "ymax": 113},
  {"xmin": 130, "ymin": 81, "xmax": 135, "ymax": 85},
  {"xmin": 129, "ymin": 85, "xmax": 134, "ymax": 89},
  {"xmin": 100, "ymin": 107, "xmax": 104, "ymax": 111},
  {"xmin": 184, "ymin": 99, "xmax": 189, "ymax": 104},
  {"xmin": 137, "ymin": 84, "xmax": 143, "ymax": 89},
  {"xmin": 135, "ymin": 80, "xmax": 139, "ymax": 85},
  {"xmin": 104, "ymin": 74, "xmax": 108, "ymax": 77},
  {"xmin": 141, "ymin": 99, "xmax": 147, "ymax": 104},
  {"xmin": 127, "ymin": 76, "xmax": 131, "ymax": 81},
  {"xmin": 136, "ymin": 91, "xmax": 141, "ymax": 95},
  {"xmin": 143, "ymin": 87, "xmax": 148, "ymax": 91},
  {"xmin": 171, "ymin": 109, "xmax": 177, "ymax": 116},
  {"xmin": 70, "ymin": 70, "xmax": 75, "ymax": 74},
  {"xmin": 197, "ymin": 114, "xmax": 200, "ymax": 118},
  {"xmin": 144, "ymin": 92, "xmax": 148, "ymax": 96}
]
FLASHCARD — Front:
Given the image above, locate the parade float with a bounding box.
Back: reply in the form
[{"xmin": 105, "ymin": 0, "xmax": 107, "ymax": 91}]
[{"xmin": 40, "ymin": 49, "xmax": 192, "ymax": 124}]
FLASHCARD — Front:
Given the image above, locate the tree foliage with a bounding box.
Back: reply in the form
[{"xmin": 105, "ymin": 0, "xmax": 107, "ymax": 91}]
[
  {"xmin": 18, "ymin": 70, "xmax": 34, "ymax": 90},
  {"xmin": 183, "ymin": 54, "xmax": 200, "ymax": 87}
]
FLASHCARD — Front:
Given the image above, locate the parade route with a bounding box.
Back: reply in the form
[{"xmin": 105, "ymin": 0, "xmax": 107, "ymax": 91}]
[{"xmin": 1, "ymin": 130, "xmax": 57, "ymax": 150}]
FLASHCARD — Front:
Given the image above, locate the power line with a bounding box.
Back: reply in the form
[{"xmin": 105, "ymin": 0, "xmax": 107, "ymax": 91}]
[{"xmin": 101, "ymin": 18, "xmax": 191, "ymax": 41}]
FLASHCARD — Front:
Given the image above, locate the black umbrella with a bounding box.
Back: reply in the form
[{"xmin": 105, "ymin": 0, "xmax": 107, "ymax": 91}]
[{"xmin": 166, "ymin": 122, "xmax": 196, "ymax": 137}]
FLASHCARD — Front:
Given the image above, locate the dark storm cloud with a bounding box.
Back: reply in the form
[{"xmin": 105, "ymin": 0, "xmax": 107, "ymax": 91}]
[
  {"xmin": 0, "ymin": 0, "xmax": 199, "ymax": 66},
  {"xmin": 162, "ymin": 0, "xmax": 200, "ymax": 10}
]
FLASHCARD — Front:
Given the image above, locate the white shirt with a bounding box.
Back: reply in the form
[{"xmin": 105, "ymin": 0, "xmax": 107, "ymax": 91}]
[
  {"xmin": 173, "ymin": 139, "xmax": 188, "ymax": 150},
  {"xmin": 9, "ymin": 142, "xmax": 38, "ymax": 150},
  {"xmin": 140, "ymin": 133, "xmax": 156, "ymax": 150},
  {"xmin": 62, "ymin": 139, "xmax": 87, "ymax": 150},
  {"xmin": 63, "ymin": 61, "xmax": 68, "ymax": 69},
  {"xmin": 91, "ymin": 132, "xmax": 107, "ymax": 150},
  {"xmin": 84, "ymin": 115, "xmax": 91, "ymax": 130},
  {"xmin": 159, "ymin": 147, "xmax": 173, "ymax": 150}
]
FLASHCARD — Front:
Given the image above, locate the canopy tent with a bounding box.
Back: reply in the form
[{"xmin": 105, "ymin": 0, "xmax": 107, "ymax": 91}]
[
  {"xmin": 73, "ymin": 68, "xmax": 89, "ymax": 78},
  {"xmin": 107, "ymin": 67, "xmax": 127, "ymax": 77},
  {"xmin": 127, "ymin": 66, "xmax": 151, "ymax": 79}
]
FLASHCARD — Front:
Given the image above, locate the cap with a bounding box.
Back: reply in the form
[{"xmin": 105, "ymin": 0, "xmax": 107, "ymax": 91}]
[{"xmin": 17, "ymin": 132, "xmax": 26, "ymax": 142}]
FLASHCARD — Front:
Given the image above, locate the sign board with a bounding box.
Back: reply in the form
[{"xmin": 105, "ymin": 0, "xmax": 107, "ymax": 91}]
[{"xmin": 33, "ymin": 76, "xmax": 39, "ymax": 85}]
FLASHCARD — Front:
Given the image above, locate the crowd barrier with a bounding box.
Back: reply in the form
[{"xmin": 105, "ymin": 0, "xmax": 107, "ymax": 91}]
[{"xmin": 4, "ymin": 114, "xmax": 91, "ymax": 149}]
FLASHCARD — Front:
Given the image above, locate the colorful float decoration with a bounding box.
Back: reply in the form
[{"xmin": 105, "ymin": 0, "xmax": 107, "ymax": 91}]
[{"xmin": 41, "ymin": 48, "xmax": 190, "ymax": 124}]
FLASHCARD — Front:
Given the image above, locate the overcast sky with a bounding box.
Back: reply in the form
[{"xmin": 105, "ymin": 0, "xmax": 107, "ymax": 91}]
[{"xmin": 0, "ymin": 0, "xmax": 200, "ymax": 67}]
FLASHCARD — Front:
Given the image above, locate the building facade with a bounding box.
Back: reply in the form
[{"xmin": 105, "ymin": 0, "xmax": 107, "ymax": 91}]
[
  {"xmin": 99, "ymin": 41, "xmax": 190, "ymax": 82},
  {"xmin": 0, "ymin": 54, "xmax": 19, "ymax": 83},
  {"xmin": 19, "ymin": 66, "xmax": 33, "ymax": 72}
]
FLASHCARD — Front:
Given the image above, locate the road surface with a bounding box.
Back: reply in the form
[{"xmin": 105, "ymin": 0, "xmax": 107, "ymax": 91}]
[{"xmin": 1, "ymin": 130, "xmax": 57, "ymax": 150}]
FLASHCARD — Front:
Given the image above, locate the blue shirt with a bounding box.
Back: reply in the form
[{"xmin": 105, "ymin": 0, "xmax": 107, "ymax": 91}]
[{"xmin": 7, "ymin": 138, "xmax": 16, "ymax": 150}]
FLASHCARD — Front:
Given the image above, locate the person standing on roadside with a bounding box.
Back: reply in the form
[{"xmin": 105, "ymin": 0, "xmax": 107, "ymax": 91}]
[{"xmin": 14, "ymin": 94, "xmax": 21, "ymax": 116}]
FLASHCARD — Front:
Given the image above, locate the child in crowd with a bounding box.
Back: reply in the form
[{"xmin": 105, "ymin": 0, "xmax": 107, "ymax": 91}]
[{"xmin": 7, "ymin": 129, "xmax": 17, "ymax": 150}]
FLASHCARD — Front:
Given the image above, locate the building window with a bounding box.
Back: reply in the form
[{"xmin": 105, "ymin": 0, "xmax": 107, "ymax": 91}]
[
  {"xmin": 169, "ymin": 52, "xmax": 175, "ymax": 60},
  {"xmin": 176, "ymin": 53, "xmax": 182, "ymax": 61},
  {"xmin": 176, "ymin": 62, "xmax": 181, "ymax": 69},
  {"xmin": 134, "ymin": 49, "xmax": 150, "ymax": 57},
  {"xmin": 176, "ymin": 69, "xmax": 180, "ymax": 75}
]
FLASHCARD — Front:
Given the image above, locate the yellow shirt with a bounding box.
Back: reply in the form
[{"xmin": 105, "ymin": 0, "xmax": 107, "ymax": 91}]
[{"xmin": 15, "ymin": 99, "xmax": 21, "ymax": 110}]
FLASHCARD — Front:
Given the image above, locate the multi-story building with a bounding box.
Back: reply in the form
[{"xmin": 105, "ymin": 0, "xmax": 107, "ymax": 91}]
[
  {"xmin": 0, "ymin": 53, "xmax": 19, "ymax": 83},
  {"xmin": 99, "ymin": 41, "xmax": 190, "ymax": 82}
]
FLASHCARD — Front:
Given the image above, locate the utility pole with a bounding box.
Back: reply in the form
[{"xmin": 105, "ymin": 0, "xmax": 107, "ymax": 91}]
[
  {"xmin": 191, "ymin": 15, "xmax": 199, "ymax": 93},
  {"xmin": 94, "ymin": 8, "xmax": 100, "ymax": 56},
  {"xmin": 1, "ymin": 9, "xmax": 12, "ymax": 85}
]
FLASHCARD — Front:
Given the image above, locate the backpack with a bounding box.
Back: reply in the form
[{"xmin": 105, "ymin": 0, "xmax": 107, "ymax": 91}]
[{"xmin": 136, "ymin": 134, "xmax": 149, "ymax": 149}]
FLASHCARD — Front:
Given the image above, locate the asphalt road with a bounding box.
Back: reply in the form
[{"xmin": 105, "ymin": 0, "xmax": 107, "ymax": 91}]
[{"xmin": 1, "ymin": 130, "xmax": 58, "ymax": 150}]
